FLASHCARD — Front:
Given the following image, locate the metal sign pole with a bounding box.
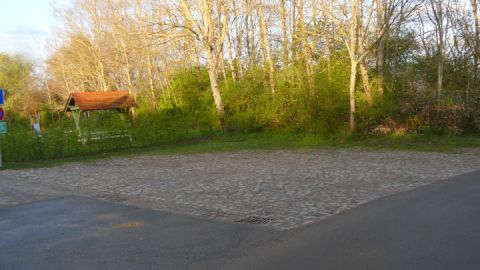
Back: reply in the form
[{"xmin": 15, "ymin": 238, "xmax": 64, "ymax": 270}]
[{"xmin": 0, "ymin": 88, "xmax": 4, "ymax": 168}]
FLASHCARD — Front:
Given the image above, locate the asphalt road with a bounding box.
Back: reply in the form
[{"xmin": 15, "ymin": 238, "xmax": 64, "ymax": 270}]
[
  {"xmin": 0, "ymin": 197, "xmax": 281, "ymax": 270},
  {"xmin": 1, "ymin": 170, "xmax": 479, "ymax": 270},
  {"xmin": 230, "ymin": 170, "xmax": 480, "ymax": 270}
]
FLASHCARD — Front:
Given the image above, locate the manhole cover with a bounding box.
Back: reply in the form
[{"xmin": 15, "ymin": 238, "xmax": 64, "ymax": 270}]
[{"xmin": 236, "ymin": 216, "xmax": 272, "ymax": 225}]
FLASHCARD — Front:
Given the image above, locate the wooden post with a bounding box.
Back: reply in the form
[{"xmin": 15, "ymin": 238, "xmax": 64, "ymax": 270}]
[
  {"xmin": 71, "ymin": 108, "xmax": 86, "ymax": 145},
  {"xmin": 72, "ymin": 109, "xmax": 81, "ymax": 133}
]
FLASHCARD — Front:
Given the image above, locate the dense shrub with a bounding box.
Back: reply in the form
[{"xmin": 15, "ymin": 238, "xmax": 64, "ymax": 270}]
[{"xmin": 2, "ymin": 55, "xmax": 480, "ymax": 162}]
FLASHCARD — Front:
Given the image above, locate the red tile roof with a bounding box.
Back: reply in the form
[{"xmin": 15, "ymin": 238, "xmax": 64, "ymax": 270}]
[{"xmin": 64, "ymin": 91, "xmax": 137, "ymax": 112}]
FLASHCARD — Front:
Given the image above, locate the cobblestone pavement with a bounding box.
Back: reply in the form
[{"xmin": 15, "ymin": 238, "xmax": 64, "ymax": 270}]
[{"xmin": 1, "ymin": 149, "xmax": 479, "ymax": 230}]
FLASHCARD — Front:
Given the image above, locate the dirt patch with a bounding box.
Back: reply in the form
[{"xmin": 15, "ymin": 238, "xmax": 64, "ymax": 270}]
[
  {"xmin": 98, "ymin": 213, "xmax": 120, "ymax": 220},
  {"xmin": 113, "ymin": 221, "xmax": 144, "ymax": 229},
  {"xmin": 460, "ymin": 147, "xmax": 480, "ymax": 155}
]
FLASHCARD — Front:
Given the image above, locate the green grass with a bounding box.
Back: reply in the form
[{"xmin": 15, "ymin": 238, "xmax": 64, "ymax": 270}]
[{"xmin": 1, "ymin": 133, "xmax": 480, "ymax": 170}]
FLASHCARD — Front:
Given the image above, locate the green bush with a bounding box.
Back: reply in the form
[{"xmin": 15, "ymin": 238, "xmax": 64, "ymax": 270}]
[{"xmin": 3, "ymin": 55, "xmax": 480, "ymax": 163}]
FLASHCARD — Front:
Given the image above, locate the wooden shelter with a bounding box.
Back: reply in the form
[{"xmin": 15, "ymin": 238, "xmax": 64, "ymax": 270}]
[
  {"xmin": 64, "ymin": 91, "xmax": 136, "ymax": 112},
  {"xmin": 63, "ymin": 91, "xmax": 137, "ymax": 142}
]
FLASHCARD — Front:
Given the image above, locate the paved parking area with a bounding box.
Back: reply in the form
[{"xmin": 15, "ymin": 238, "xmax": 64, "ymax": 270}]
[
  {"xmin": 1, "ymin": 149, "xmax": 480, "ymax": 230},
  {"xmin": 0, "ymin": 197, "xmax": 280, "ymax": 270},
  {"xmin": 2, "ymin": 170, "xmax": 480, "ymax": 270}
]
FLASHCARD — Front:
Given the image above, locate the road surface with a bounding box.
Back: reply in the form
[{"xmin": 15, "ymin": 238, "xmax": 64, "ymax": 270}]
[{"xmin": 1, "ymin": 170, "xmax": 479, "ymax": 269}]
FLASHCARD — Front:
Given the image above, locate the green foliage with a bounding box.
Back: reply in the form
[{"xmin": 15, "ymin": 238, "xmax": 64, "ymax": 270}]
[
  {"xmin": 3, "ymin": 45, "xmax": 480, "ymax": 163},
  {"xmin": 0, "ymin": 53, "xmax": 35, "ymax": 115},
  {"xmin": 0, "ymin": 53, "xmax": 32, "ymax": 93},
  {"xmin": 0, "ymin": 67, "xmax": 215, "ymax": 162},
  {"xmin": 222, "ymin": 58, "xmax": 351, "ymax": 136}
]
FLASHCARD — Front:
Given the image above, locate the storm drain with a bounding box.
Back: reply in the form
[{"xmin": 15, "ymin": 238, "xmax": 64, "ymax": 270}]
[{"xmin": 236, "ymin": 216, "xmax": 272, "ymax": 225}]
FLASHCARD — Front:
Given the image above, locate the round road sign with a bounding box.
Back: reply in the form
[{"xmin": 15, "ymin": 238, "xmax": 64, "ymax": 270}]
[{"xmin": 0, "ymin": 107, "xmax": 5, "ymax": 121}]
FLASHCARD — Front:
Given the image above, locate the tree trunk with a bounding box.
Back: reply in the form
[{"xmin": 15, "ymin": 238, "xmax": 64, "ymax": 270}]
[
  {"xmin": 249, "ymin": 3, "xmax": 257, "ymax": 66},
  {"xmin": 472, "ymin": 0, "xmax": 479, "ymax": 78},
  {"xmin": 180, "ymin": 0, "xmax": 229, "ymax": 126},
  {"xmin": 437, "ymin": 49, "xmax": 444, "ymax": 98},
  {"xmin": 291, "ymin": 0, "xmax": 297, "ymax": 65},
  {"xmin": 376, "ymin": 0, "xmax": 385, "ymax": 97},
  {"xmin": 233, "ymin": 0, "xmax": 244, "ymax": 78},
  {"xmin": 358, "ymin": 3, "xmax": 373, "ymax": 105},
  {"xmin": 257, "ymin": 0, "xmax": 275, "ymax": 93},
  {"xmin": 280, "ymin": 0, "xmax": 289, "ymax": 67},
  {"xmin": 245, "ymin": 2, "xmax": 252, "ymax": 68},
  {"xmin": 220, "ymin": 55, "xmax": 228, "ymax": 82},
  {"xmin": 226, "ymin": 32, "xmax": 238, "ymax": 81},
  {"xmin": 360, "ymin": 60, "xmax": 373, "ymax": 105},
  {"xmin": 206, "ymin": 54, "xmax": 225, "ymax": 126},
  {"xmin": 146, "ymin": 54, "xmax": 157, "ymax": 107},
  {"xmin": 61, "ymin": 62, "xmax": 72, "ymax": 94},
  {"xmin": 428, "ymin": 0, "xmax": 447, "ymax": 99},
  {"xmin": 97, "ymin": 60, "xmax": 108, "ymax": 92},
  {"xmin": 349, "ymin": 61, "xmax": 358, "ymax": 132},
  {"xmin": 298, "ymin": 0, "xmax": 314, "ymax": 92},
  {"xmin": 321, "ymin": 0, "xmax": 332, "ymax": 79},
  {"xmin": 348, "ymin": 0, "xmax": 358, "ymax": 132},
  {"xmin": 437, "ymin": 26, "xmax": 444, "ymax": 98},
  {"xmin": 376, "ymin": 37, "xmax": 385, "ymax": 97}
]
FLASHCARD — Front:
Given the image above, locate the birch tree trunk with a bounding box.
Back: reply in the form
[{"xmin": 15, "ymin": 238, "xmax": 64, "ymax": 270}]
[
  {"xmin": 427, "ymin": 0, "xmax": 449, "ymax": 99},
  {"xmin": 298, "ymin": 0, "xmax": 314, "ymax": 92},
  {"xmin": 86, "ymin": 0, "xmax": 108, "ymax": 92},
  {"xmin": 249, "ymin": 2, "xmax": 257, "ymax": 66},
  {"xmin": 257, "ymin": 0, "xmax": 275, "ymax": 93},
  {"xmin": 136, "ymin": 2, "xmax": 157, "ymax": 106},
  {"xmin": 321, "ymin": 0, "xmax": 332, "ymax": 79},
  {"xmin": 348, "ymin": 0, "xmax": 359, "ymax": 132},
  {"xmin": 472, "ymin": 0, "xmax": 479, "ymax": 78},
  {"xmin": 358, "ymin": 3, "xmax": 373, "ymax": 105},
  {"xmin": 280, "ymin": 0, "xmax": 289, "ymax": 68},
  {"xmin": 206, "ymin": 49, "xmax": 225, "ymax": 124},
  {"xmin": 376, "ymin": 0, "xmax": 385, "ymax": 97},
  {"xmin": 437, "ymin": 32, "xmax": 444, "ymax": 98},
  {"xmin": 359, "ymin": 57, "xmax": 373, "ymax": 105},
  {"xmin": 180, "ymin": 0, "xmax": 229, "ymax": 126},
  {"xmin": 233, "ymin": 1, "xmax": 244, "ymax": 78},
  {"xmin": 349, "ymin": 60, "xmax": 358, "ymax": 132},
  {"xmin": 245, "ymin": 0, "xmax": 252, "ymax": 67},
  {"xmin": 291, "ymin": 0, "xmax": 298, "ymax": 65},
  {"xmin": 226, "ymin": 32, "xmax": 238, "ymax": 81}
]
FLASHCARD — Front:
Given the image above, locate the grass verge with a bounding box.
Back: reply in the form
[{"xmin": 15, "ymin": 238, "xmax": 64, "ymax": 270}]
[{"xmin": 1, "ymin": 133, "xmax": 479, "ymax": 170}]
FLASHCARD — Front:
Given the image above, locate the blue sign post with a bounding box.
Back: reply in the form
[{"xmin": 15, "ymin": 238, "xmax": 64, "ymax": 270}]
[
  {"xmin": 0, "ymin": 88, "xmax": 4, "ymax": 167},
  {"xmin": 0, "ymin": 88, "xmax": 5, "ymax": 135}
]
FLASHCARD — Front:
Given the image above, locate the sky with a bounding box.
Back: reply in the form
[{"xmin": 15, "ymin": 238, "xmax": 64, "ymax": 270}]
[{"xmin": 0, "ymin": 0, "xmax": 72, "ymax": 61}]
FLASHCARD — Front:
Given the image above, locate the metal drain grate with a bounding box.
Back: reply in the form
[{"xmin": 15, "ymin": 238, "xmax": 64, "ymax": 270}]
[{"xmin": 236, "ymin": 216, "xmax": 272, "ymax": 225}]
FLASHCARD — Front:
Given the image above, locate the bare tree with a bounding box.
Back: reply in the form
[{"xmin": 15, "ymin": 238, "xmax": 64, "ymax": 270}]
[
  {"xmin": 280, "ymin": 0, "xmax": 289, "ymax": 67},
  {"xmin": 334, "ymin": 0, "xmax": 377, "ymax": 131},
  {"xmin": 426, "ymin": 0, "xmax": 451, "ymax": 98},
  {"xmin": 179, "ymin": 0, "xmax": 231, "ymax": 126},
  {"xmin": 472, "ymin": 0, "xmax": 480, "ymax": 77},
  {"xmin": 257, "ymin": 0, "xmax": 276, "ymax": 93}
]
